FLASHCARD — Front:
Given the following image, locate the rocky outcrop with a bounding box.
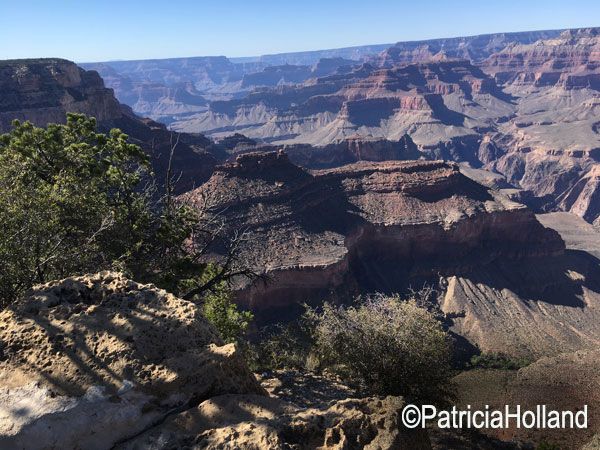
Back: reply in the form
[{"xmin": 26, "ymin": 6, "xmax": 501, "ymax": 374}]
[
  {"xmin": 121, "ymin": 394, "xmax": 429, "ymax": 449},
  {"xmin": 482, "ymin": 28, "xmax": 600, "ymax": 88},
  {"xmin": 185, "ymin": 153, "xmax": 586, "ymax": 330},
  {"xmin": 0, "ymin": 58, "xmax": 122, "ymax": 129},
  {"xmin": 471, "ymin": 28, "xmax": 600, "ymax": 224},
  {"xmin": 374, "ymin": 29, "xmax": 564, "ymax": 66},
  {"xmin": 274, "ymin": 134, "xmax": 422, "ymax": 168},
  {"xmin": 0, "ymin": 272, "xmax": 265, "ymax": 449},
  {"xmin": 0, "ymin": 58, "xmax": 220, "ymax": 192}
]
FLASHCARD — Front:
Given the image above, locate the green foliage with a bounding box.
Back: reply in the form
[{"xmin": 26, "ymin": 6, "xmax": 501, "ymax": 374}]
[
  {"xmin": 536, "ymin": 441, "xmax": 561, "ymax": 450},
  {"xmin": 0, "ymin": 114, "xmax": 253, "ymax": 344},
  {"xmin": 305, "ymin": 294, "xmax": 454, "ymax": 405},
  {"xmin": 247, "ymin": 320, "xmax": 313, "ymax": 372},
  {"xmin": 468, "ymin": 353, "xmax": 532, "ymax": 370},
  {"xmin": 0, "ymin": 114, "xmax": 151, "ymax": 303},
  {"xmin": 200, "ymin": 265, "xmax": 253, "ymax": 344}
]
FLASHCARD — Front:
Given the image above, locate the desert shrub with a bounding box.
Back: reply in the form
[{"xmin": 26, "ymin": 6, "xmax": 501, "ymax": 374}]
[
  {"xmin": 0, "ymin": 115, "xmax": 253, "ymax": 343},
  {"xmin": 306, "ymin": 294, "xmax": 454, "ymax": 404},
  {"xmin": 0, "ymin": 114, "xmax": 151, "ymax": 302},
  {"xmin": 536, "ymin": 441, "xmax": 560, "ymax": 450},
  {"xmin": 468, "ymin": 353, "xmax": 532, "ymax": 370},
  {"xmin": 199, "ymin": 266, "xmax": 253, "ymax": 344},
  {"xmin": 247, "ymin": 320, "xmax": 314, "ymax": 372}
]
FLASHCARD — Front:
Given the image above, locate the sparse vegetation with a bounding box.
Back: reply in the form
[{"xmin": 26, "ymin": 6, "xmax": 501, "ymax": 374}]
[
  {"xmin": 0, "ymin": 114, "xmax": 253, "ymax": 343},
  {"xmin": 200, "ymin": 265, "xmax": 253, "ymax": 344},
  {"xmin": 468, "ymin": 352, "xmax": 532, "ymax": 370},
  {"xmin": 247, "ymin": 320, "xmax": 314, "ymax": 372},
  {"xmin": 304, "ymin": 294, "xmax": 454, "ymax": 405}
]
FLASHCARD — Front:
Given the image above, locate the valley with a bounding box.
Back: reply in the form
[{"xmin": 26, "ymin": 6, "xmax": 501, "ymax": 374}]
[{"xmin": 1, "ymin": 20, "xmax": 600, "ymax": 450}]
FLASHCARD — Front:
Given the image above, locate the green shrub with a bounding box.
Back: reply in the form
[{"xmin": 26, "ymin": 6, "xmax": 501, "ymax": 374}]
[
  {"xmin": 468, "ymin": 353, "xmax": 532, "ymax": 370},
  {"xmin": 200, "ymin": 266, "xmax": 253, "ymax": 344},
  {"xmin": 247, "ymin": 320, "xmax": 314, "ymax": 372},
  {"xmin": 0, "ymin": 115, "xmax": 254, "ymax": 344},
  {"xmin": 306, "ymin": 294, "xmax": 454, "ymax": 405}
]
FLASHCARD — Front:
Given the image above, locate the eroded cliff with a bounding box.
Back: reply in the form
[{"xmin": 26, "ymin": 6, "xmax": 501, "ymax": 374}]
[{"xmin": 180, "ymin": 152, "xmax": 600, "ymax": 357}]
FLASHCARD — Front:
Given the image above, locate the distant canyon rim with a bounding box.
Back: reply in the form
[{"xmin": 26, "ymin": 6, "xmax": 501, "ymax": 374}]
[{"xmin": 82, "ymin": 27, "xmax": 600, "ymax": 228}]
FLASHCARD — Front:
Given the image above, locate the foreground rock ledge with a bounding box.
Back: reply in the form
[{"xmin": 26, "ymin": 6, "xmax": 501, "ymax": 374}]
[
  {"xmin": 0, "ymin": 272, "xmax": 265, "ymax": 449},
  {"xmin": 0, "ymin": 272, "xmax": 433, "ymax": 450},
  {"xmin": 120, "ymin": 394, "xmax": 430, "ymax": 450}
]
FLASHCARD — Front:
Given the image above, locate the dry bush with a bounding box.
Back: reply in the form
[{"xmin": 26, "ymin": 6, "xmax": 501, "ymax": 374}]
[{"xmin": 306, "ymin": 293, "xmax": 454, "ymax": 405}]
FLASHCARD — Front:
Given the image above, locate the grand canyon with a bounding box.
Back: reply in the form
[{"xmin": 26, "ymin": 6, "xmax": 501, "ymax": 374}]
[{"xmin": 1, "ymin": 13, "xmax": 600, "ymax": 450}]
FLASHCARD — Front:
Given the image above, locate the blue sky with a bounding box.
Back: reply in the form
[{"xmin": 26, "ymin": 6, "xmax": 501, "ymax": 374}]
[{"xmin": 1, "ymin": 0, "xmax": 598, "ymax": 62}]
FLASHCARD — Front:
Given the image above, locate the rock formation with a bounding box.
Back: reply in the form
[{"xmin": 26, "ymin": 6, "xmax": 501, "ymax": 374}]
[
  {"xmin": 0, "ymin": 272, "xmax": 435, "ymax": 450},
  {"xmin": 0, "ymin": 272, "xmax": 265, "ymax": 449},
  {"xmin": 121, "ymin": 394, "xmax": 429, "ymax": 449},
  {"xmin": 477, "ymin": 28, "xmax": 600, "ymax": 225},
  {"xmin": 181, "ymin": 152, "xmax": 600, "ymax": 357},
  {"xmin": 85, "ymin": 29, "xmax": 563, "ymax": 125},
  {"xmin": 374, "ymin": 29, "xmax": 563, "ymax": 66},
  {"xmin": 173, "ymin": 59, "xmax": 509, "ymax": 153},
  {"xmin": 166, "ymin": 28, "xmax": 600, "ymax": 225},
  {"xmin": 0, "ymin": 58, "xmax": 219, "ymax": 192}
]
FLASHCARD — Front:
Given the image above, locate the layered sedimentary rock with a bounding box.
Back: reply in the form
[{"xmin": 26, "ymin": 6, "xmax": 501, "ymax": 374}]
[
  {"xmin": 232, "ymin": 134, "xmax": 422, "ymax": 168},
  {"xmin": 0, "ymin": 58, "xmax": 218, "ymax": 192},
  {"xmin": 0, "ymin": 58, "xmax": 123, "ymax": 128},
  {"xmin": 83, "ymin": 57, "xmax": 358, "ymax": 123},
  {"xmin": 374, "ymin": 29, "xmax": 563, "ymax": 66},
  {"xmin": 0, "ymin": 272, "xmax": 265, "ymax": 449},
  {"xmin": 180, "ymin": 152, "xmax": 600, "ymax": 357},
  {"xmin": 282, "ymin": 134, "xmax": 422, "ymax": 168},
  {"xmin": 185, "ymin": 152, "xmax": 600, "ymax": 357},
  {"xmin": 86, "ymin": 29, "xmax": 562, "ymax": 125},
  {"xmin": 175, "ymin": 59, "xmax": 511, "ymax": 156},
  {"xmin": 171, "ymin": 28, "xmax": 600, "ymax": 225},
  {"xmin": 476, "ymin": 28, "xmax": 600, "ymax": 225},
  {"xmin": 483, "ymin": 28, "xmax": 600, "ymax": 88}
]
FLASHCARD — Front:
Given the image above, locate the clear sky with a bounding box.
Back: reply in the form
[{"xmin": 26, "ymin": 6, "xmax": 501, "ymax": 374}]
[{"xmin": 1, "ymin": 0, "xmax": 598, "ymax": 62}]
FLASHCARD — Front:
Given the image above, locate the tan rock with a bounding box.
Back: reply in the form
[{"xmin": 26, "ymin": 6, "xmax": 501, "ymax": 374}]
[
  {"xmin": 121, "ymin": 394, "xmax": 431, "ymax": 450},
  {"xmin": 0, "ymin": 271, "xmax": 265, "ymax": 449}
]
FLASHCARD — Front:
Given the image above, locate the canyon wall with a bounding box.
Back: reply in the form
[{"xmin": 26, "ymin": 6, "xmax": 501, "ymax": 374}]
[{"xmin": 181, "ymin": 152, "xmax": 600, "ymax": 357}]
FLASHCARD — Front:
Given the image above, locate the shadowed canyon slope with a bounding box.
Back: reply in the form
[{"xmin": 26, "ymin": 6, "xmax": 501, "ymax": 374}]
[{"xmin": 183, "ymin": 151, "xmax": 600, "ymax": 358}]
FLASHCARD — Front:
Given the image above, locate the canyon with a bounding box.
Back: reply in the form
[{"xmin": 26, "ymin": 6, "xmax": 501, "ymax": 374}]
[
  {"xmin": 151, "ymin": 28, "xmax": 600, "ymax": 226},
  {"xmin": 183, "ymin": 151, "xmax": 600, "ymax": 359},
  {"xmin": 2, "ymin": 25, "xmax": 600, "ymax": 449}
]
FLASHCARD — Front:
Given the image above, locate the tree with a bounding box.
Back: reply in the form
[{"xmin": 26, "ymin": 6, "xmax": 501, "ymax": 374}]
[
  {"xmin": 0, "ymin": 114, "xmax": 151, "ymax": 302},
  {"xmin": 199, "ymin": 265, "xmax": 253, "ymax": 344},
  {"xmin": 306, "ymin": 294, "xmax": 454, "ymax": 405},
  {"xmin": 0, "ymin": 114, "xmax": 255, "ymax": 345}
]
